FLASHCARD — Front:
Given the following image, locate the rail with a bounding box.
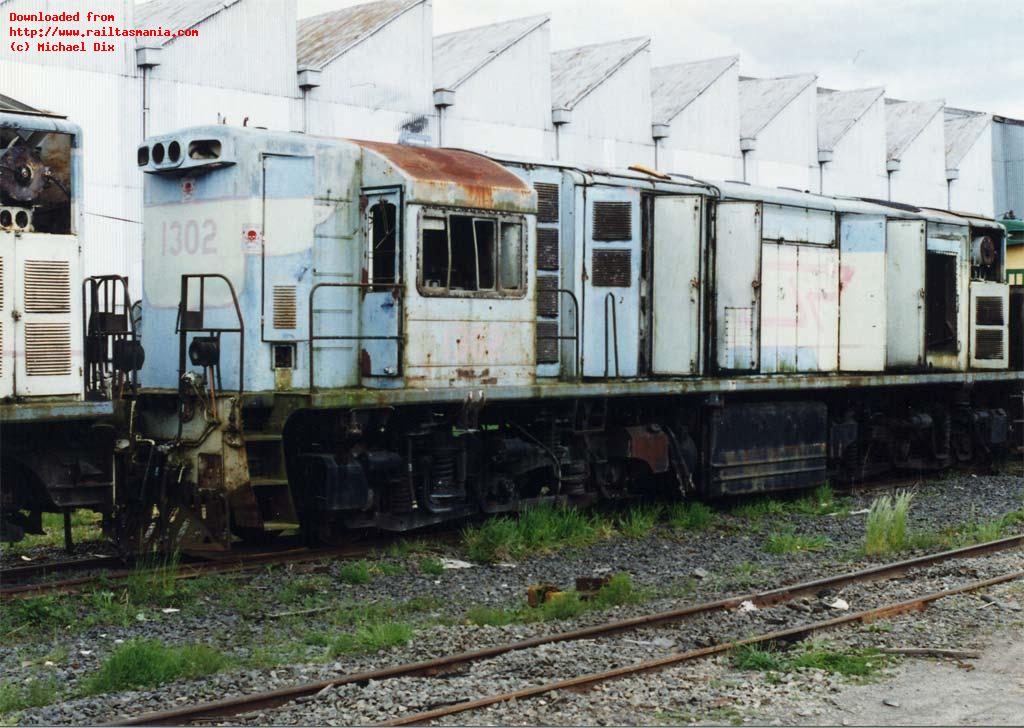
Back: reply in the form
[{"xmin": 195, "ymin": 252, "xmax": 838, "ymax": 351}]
[
  {"xmin": 175, "ymin": 274, "xmax": 245, "ymax": 401},
  {"xmin": 308, "ymin": 282, "xmax": 403, "ymax": 392},
  {"xmin": 603, "ymin": 291, "xmax": 620, "ymax": 378},
  {"xmin": 536, "ymin": 288, "xmax": 581, "ymax": 380}
]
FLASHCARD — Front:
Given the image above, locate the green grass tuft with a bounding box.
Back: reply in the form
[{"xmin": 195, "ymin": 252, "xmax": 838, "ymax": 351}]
[
  {"xmin": 0, "ymin": 677, "xmax": 58, "ymax": 716},
  {"xmin": 732, "ymin": 644, "xmax": 886, "ymax": 679},
  {"xmin": 462, "ymin": 504, "xmax": 600, "ymax": 563},
  {"xmin": 82, "ymin": 639, "xmax": 229, "ymax": 695},
  {"xmin": 338, "ymin": 561, "xmax": 372, "ymax": 585},
  {"xmin": 666, "ymin": 501, "xmax": 717, "ymax": 531},
  {"xmin": 418, "ymin": 556, "xmax": 445, "ymax": 576},
  {"xmin": 328, "ymin": 621, "xmax": 413, "ymax": 656},
  {"xmin": 465, "ymin": 606, "xmax": 517, "ymax": 627},
  {"xmin": 617, "ymin": 504, "xmax": 662, "ymax": 538},
  {"xmin": 731, "ymin": 498, "xmax": 787, "ymax": 520},
  {"xmin": 763, "ymin": 530, "xmax": 831, "ymax": 554},
  {"xmin": 865, "ymin": 492, "xmax": 914, "ymax": 555}
]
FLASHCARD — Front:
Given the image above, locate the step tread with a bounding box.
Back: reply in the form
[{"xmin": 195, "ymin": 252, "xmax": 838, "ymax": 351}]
[
  {"xmin": 251, "ymin": 477, "xmax": 289, "ymax": 487},
  {"xmin": 244, "ymin": 433, "xmax": 284, "ymax": 442}
]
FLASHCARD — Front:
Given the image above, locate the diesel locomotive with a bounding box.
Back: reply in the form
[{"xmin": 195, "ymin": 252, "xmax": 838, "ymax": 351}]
[{"xmin": 3, "ymin": 120, "xmax": 1022, "ymax": 552}]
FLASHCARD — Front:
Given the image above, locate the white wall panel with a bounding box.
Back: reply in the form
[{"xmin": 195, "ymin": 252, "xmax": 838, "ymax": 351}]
[
  {"xmin": 890, "ymin": 114, "xmax": 947, "ymax": 208},
  {"xmin": 822, "ymin": 96, "xmax": 887, "ymax": 198},
  {"xmin": 662, "ymin": 65, "xmax": 741, "ymax": 177},
  {"xmin": 749, "ymin": 84, "xmax": 817, "ymax": 190},
  {"xmin": 949, "ymin": 125, "xmax": 994, "ymax": 217}
]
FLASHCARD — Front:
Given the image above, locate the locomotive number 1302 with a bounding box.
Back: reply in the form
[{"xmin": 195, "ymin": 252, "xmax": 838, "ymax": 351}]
[{"xmin": 160, "ymin": 218, "xmax": 218, "ymax": 256}]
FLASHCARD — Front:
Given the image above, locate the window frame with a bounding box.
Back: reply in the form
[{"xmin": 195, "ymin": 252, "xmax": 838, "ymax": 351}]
[{"xmin": 416, "ymin": 206, "xmax": 528, "ymax": 299}]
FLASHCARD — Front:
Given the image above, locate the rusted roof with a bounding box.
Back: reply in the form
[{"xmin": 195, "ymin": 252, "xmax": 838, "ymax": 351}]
[
  {"xmin": 353, "ymin": 139, "xmax": 533, "ymax": 210},
  {"xmin": 944, "ymin": 108, "xmax": 991, "ymax": 170},
  {"xmin": 885, "ymin": 98, "xmax": 944, "ymax": 161},
  {"xmin": 134, "ymin": 0, "xmax": 240, "ymax": 46},
  {"xmin": 297, "ymin": 0, "xmax": 420, "ymax": 69},
  {"xmin": 551, "ymin": 37, "xmax": 649, "ymax": 111},
  {"xmin": 817, "ymin": 87, "xmax": 884, "ymax": 151},
  {"xmin": 434, "ymin": 15, "xmax": 549, "ymax": 91},
  {"xmin": 739, "ymin": 74, "xmax": 816, "ymax": 139},
  {"xmin": 651, "ymin": 55, "xmax": 738, "ymax": 125}
]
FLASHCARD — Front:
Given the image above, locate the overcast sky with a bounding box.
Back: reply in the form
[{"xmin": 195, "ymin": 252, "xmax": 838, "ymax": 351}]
[{"xmin": 297, "ymin": 0, "xmax": 1024, "ymax": 119}]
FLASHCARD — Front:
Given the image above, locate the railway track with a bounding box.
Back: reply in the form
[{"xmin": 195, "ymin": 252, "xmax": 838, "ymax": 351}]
[
  {"xmin": 104, "ymin": 533, "xmax": 1024, "ymax": 726},
  {"xmin": 0, "ymin": 554, "xmax": 125, "ymax": 585}
]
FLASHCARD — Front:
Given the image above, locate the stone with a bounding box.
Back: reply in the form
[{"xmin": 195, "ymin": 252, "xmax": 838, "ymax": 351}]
[
  {"xmin": 883, "ymin": 698, "xmax": 900, "ymax": 708},
  {"xmin": 692, "ymin": 568, "xmax": 709, "ymax": 580}
]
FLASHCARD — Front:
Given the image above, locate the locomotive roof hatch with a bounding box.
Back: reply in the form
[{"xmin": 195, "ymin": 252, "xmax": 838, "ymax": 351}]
[{"xmin": 352, "ymin": 140, "xmax": 536, "ymax": 214}]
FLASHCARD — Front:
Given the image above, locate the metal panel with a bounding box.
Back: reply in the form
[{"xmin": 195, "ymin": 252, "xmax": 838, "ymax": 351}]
[
  {"xmin": 0, "ymin": 235, "xmax": 12, "ymax": 397},
  {"xmin": 925, "ymin": 223, "xmax": 969, "ymax": 371},
  {"xmin": 714, "ymin": 201, "xmax": 761, "ymax": 371},
  {"xmin": 886, "ymin": 219, "xmax": 926, "ymax": 367},
  {"xmin": 583, "ymin": 187, "xmax": 640, "ymax": 377},
  {"xmin": 360, "ymin": 189, "xmax": 402, "ymax": 379},
  {"xmin": 969, "ymin": 281, "xmax": 1009, "ymax": 369},
  {"xmin": 762, "ymin": 204, "xmax": 836, "ymax": 246},
  {"xmin": 652, "ymin": 195, "xmax": 702, "ymax": 375},
  {"xmin": 760, "ymin": 242, "xmax": 798, "ymax": 373},
  {"xmin": 839, "ymin": 214, "xmax": 886, "ymax": 371},
  {"xmin": 796, "ymin": 245, "xmax": 839, "ymax": 372}
]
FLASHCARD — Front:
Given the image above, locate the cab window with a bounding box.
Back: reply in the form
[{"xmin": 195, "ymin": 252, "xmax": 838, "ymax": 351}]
[{"xmin": 419, "ymin": 209, "xmax": 525, "ymax": 296}]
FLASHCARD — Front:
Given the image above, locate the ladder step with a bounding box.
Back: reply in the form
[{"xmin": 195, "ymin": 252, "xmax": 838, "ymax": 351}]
[
  {"xmin": 251, "ymin": 477, "xmax": 289, "ymax": 488},
  {"xmin": 245, "ymin": 433, "xmax": 283, "ymax": 442}
]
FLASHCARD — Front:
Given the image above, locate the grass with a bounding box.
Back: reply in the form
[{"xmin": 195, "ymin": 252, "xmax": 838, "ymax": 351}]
[
  {"xmin": 666, "ymin": 501, "xmax": 717, "ymax": 531},
  {"xmin": 418, "ymin": 556, "xmax": 445, "ymax": 576},
  {"xmin": 338, "ymin": 561, "xmax": 372, "ymax": 584},
  {"xmin": 731, "ymin": 643, "xmax": 886, "ymax": 680},
  {"xmin": 328, "ymin": 621, "xmax": 413, "ymax": 656},
  {"xmin": 731, "ymin": 498, "xmax": 788, "ymax": 521},
  {"xmin": 790, "ymin": 484, "xmax": 842, "ymax": 516},
  {"xmin": 617, "ymin": 504, "xmax": 662, "ymax": 538},
  {"xmin": 463, "ymin": 504, "xmax": 600, "ymax": 562},
  {"xmin": 465, "ymin": 573, "xmax": 645, "ymax": 626},
  {"xmin": 3, "ymin": 510, "xmax": 104, "ymax": 555},
  {"xmin": 0, "ymin": 677, "xmax": 58, "ymax": 716},
  {"xmin": 763, "ymin": 530, "xmax": 832, "ymax": 554},
  {"xmin": 864, "ymin": 492, "xmax": 914, "ymax": 555},
  {"xmin": 82, "ymin": 639, "xmax": 229, "ymax": 695}
]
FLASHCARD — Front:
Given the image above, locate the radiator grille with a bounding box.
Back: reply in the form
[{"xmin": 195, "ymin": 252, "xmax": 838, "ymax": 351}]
[
  {"xmin": 592, "ymin": 202, "xmax": 632, "ymax": 240},
  {"xmin": 591, "ymin": 249, "xmax": 632, "ymax": 287},
  {"xmin": 25, "ymin": 322, "xmax": 71, "ymax": 376},
  {"xmin": 975, "ymin": 296, "xmax": 1005, "ymax": 327},
  {"xmin": 537, "ymin": 274, "xmax": 559, "ymax": 317},
  {"xmin": 24, "ymin": 260, "xmax": 70, "ymax": 313},
  {"xmin": 537, "ymin": 228, "xmax": 559, "ymax": 271},
  {"xmin": 536, "ymin": 321, "xmax": 559, "ymax": 364},
  {"xmin": 975, "ymin": 329, "xmax": 1005, "ymax": 361},
  {"xmin": 273, "ymin": 285, "xmax": 297, "ymax": 329},
  {"xmin": 535, "ymin": 183, "xmax": 559, "ymax": 224}
]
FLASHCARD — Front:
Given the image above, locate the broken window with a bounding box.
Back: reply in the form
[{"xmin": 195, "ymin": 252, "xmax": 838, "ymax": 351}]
[
  {"xmin": 368, "ymin": 201, "xmax": 397, "ymax": 288},
  {"xmin": 419, "ymin": 209, "xmax": 524, "ymax": 296},
  {"xmin": 926, "ymin": 252, "xmax": 958, "ymax": 352}
]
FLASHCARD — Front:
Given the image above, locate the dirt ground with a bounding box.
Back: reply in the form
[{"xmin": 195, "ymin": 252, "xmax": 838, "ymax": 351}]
[{"xmin": 808, "ymin": 635, "xmax": 1024, "ymax": 726}]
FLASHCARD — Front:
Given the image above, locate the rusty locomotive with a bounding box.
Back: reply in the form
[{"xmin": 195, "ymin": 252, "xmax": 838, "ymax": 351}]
[{"xmin": 3, "ymin": 121, "xmax": 1022, "ymax": 551}]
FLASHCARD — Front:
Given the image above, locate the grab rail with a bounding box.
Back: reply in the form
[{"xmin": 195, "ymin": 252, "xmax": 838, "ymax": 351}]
[
  {"xmin": 176, "ymin": 273, "xmax": 244, "ymax": 400},
  {"xmin": 82, "ymin": 275, "xmax": 138, "ymax": 399},
  {"xmin": 308, "ymin": 282, "xmax": 403, "ymax": 392},
  {"xmin": 536, "ymin": 288, "xmax": 582, "ymax": 380},
  {"xmin": 603, "ymin": 291, "xmax": 620, "ymax": 378}
]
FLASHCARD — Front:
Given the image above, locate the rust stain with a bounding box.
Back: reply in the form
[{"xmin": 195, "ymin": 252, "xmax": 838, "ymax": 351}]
[{"xmin": 359, "ymin": 349, "xmax": 372, "ymax": 377}]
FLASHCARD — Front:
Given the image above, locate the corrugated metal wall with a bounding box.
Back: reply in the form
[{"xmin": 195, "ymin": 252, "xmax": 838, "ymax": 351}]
[{"xmin": 994, "ymin": 119, "xmax": 1024, "ymax": 218}]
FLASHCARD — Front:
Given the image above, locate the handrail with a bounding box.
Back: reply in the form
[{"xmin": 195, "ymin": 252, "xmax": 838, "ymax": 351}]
[
  {"xmin": 176, "ymin": 274, "xmax": 245, "ymax": 401},
  {"xmin": 308, "ymin": 282, "xmax": 403, "ymax": 392},
  {"xmin": 82, "ymin": 275, "xmax": 138, "ymax": 399},
  {"xmin": 603, "ymin": 291, "xmax": 620, "ymax": 378},
  {"xmin": 536, "ymin": 288, "xmax": 581, "ymax": 380}
]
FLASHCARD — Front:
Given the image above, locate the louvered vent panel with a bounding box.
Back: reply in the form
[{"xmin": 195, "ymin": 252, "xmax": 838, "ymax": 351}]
[
  {"xmin": 25, "ymin": 322, "xmax": 71, "ymax": 376},
  {"xmin": 24, "ymin": 260, "xmax": 70, "ymax": 313},
  {"xmin": 537, "ymin": 275, "xmax": 559, "ymax": 317},
  {"xmin": 537, "ymin": 228, "xmax": 559, "ymax": 271},
  {"xmin": 535, "ymin": 183, "xmax": 559, "ymax": 223},
  {"xmin": 592, "ymin": 202, "xmax": 632, "ymax": 240},
  {"xmin": 975, "ymin": 296, "xmax": 1005, "ymax": 326},
  {"xmin": 536, "ymin": 321, "xmax": 559, "ymax": 364},
  {"xmin": 273, "ymin": 285, "xmax": 297, "ymax": 329},
  {"xmin": 591, "ymin": 249, "xmax": 632, "ymax": 287},
  {"xmin": 975, "ymin": 329, "xmax": 1005, "ymax": 361}
]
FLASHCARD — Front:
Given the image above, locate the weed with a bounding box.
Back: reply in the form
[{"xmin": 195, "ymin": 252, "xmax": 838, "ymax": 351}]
[
  {"xmin": 463, "ymin": 504, "xmax": 600, "ymax": 563},
  {"xmin": 763, "ymin": 530, "xmax": 831, "ymax": 554},
  {"xmin": 466, "ymin": 573, "xmax": 643, "ymax": 626},
  {"xmin": 0, "ymin": 597, "xmax": 74, "ymax": 640},
  {"xmin": 731, "ymin": 644, "xmax": 786, "ymax": 671},
  {"xmin": 465, "ymin": 606, "xmax": 517, "ymax": 627},
  {"xmin": 278, "ymin": 575, "xmax": 330, "ymax": 605},
  {"xmin": 666, "ymin": 501, "xmax": 717, "ymax": 531},
  {"xmin": 732, "ymin": 498, "xmax": 787, "ymax": 520},
  {"xmin": 617, "ymin": 504, "xmax": 662, "ymax": 538},
  {"xmin": 0, "ymin": 676, "xmax": 58, "ymax": 715},
  {"xmin": 374, "ymin": 562, "xmax": 404, "ymax": 577},
  {"xmin": 328, "ymin": 622, "xmax": 413, "ymax": 656},
  {"xmin": 791, "ymin": 483, "xmax": 839, "ymax": 516},
  {"xmin": 82, "ymin": 639, "xmax": 229, "ymax": 695},
  {"xmin": 732, "ymin": 644, "xmax": 886, "ymax": 680},
  {"xmin": 418, "ymin": 556, "xmax": 445, "ymax": 576},
  {"xmin": 124, "ymin": 552, "xmax": 181, "ymax": 605},
  {"xmin": 865, "ymin": 492, "xmax": 913, "ymax": 555},
  {"xmin": 338, "ymin": 561, "xmax": 372, "ymax": 585}
]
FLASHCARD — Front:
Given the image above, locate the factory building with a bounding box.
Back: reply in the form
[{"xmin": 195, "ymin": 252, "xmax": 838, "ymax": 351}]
[
  {"xmin": 943, "ymin": 108, "xmax": 994, "ymax": 217},
  {"xmin": 816, "ymin": 87, "xmax": 887, "ymax": 199},
  {"xmin": 884, "ymin": 98, "xmax": 947, "ymax": 209},
  {"xmin": 432, "ymin": 15, "xmax": 552, "ymax": 158},
  {"xmin": 650, "ymin": 55, "xmax": 741, "ymax": 180},
  {"xmin": 994, "ymin": 117, "xmax": 1024, "ymax": 220},
  {"xmin": 738, "ymin": 74, "xmax": 818, "ymax": 190},
  {"xmin": 550, "ymin": 37, "xmax": 654, "ymax": 169}
]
